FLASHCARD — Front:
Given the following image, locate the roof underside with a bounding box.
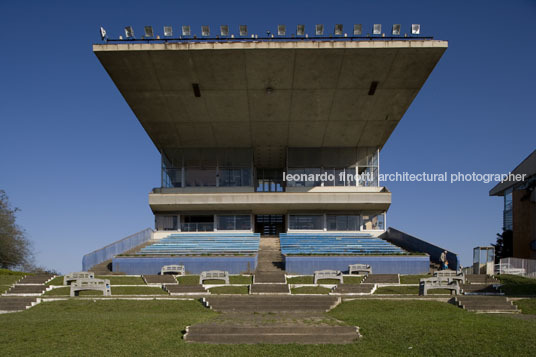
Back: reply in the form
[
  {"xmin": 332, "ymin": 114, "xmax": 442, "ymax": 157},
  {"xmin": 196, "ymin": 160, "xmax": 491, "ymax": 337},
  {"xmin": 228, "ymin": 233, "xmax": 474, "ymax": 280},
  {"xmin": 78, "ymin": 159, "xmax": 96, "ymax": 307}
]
[{"xmin": 94, "ymin": 40, "xmax": 447, "ymax": 166}]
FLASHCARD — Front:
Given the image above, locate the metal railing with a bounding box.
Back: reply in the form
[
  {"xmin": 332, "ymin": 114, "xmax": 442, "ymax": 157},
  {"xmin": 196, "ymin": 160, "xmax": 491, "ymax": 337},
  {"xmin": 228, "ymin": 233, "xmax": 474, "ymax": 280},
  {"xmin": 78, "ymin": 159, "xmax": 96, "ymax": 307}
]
[{"xmin": 180, "ymin": 223, "xmax": 214, "ymax": 232}]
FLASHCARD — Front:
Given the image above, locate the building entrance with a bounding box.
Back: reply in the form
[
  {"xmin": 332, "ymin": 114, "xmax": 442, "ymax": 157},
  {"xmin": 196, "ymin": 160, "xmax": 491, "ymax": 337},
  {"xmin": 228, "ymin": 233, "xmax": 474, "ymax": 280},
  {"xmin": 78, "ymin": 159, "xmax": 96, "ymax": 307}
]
[{"xmin": 255, "ymin": 215, "xmax": 285, "ymax": 236}]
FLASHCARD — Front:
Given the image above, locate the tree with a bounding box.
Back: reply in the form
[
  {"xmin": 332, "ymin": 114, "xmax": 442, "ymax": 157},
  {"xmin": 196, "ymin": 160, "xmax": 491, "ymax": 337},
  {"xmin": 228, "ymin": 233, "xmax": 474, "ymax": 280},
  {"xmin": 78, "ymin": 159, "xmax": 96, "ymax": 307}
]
[
  {"xmin": 492, "ymin": 229, "xmax": 513, "ymax": 264},
  {"xmin": 0, "ymin": 190, "xmax": 33, "ymax": 269}
]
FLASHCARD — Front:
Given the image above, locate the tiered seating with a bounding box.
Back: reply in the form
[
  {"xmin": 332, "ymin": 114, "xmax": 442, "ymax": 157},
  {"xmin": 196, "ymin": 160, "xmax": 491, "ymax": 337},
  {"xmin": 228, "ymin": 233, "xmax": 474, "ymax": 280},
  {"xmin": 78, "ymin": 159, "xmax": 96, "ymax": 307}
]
[
  {"xmin": 138, "ymin": 233, "xmax": 260, "ymax": 255},
  {"xmin": 280, "ymin": 232, "xmax": 405, "ymax": 255}
]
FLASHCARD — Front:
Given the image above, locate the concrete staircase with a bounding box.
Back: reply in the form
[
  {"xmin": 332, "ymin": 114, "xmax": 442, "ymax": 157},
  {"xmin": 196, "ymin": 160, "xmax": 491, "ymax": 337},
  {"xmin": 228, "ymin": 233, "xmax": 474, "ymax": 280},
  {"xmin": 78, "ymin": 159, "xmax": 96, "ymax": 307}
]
[
  {"xmin": 362, "ymin": 274, "xmax": 399, "ymax": 284},
  {"xmin": 461, "ymin": 274, "xmax": 501, "ymax": 295},
  {"xmin": 164, "ymin": 285, "xmax": 207, "ymax": 295},
  {"xmin": 253, "ymin": 236, "xmax": 288, "ymax": 293},
  {"xmin": 332, "ymin": 284, "xmax": 375, "ymax": 295},
  {"xmin": 453, "ymin": 296, "xmax": 519, "ymax": 313},
  {"xmin": 203, "ymin": 296, "xmax": 340, "ymax": 313},
  {"xmin": 0, "ymin": 297, "xmax": 40, "ymax": 313},
  {"xmin": 184, "ymin": 324, "xmax": 359, "ymax": 344}
]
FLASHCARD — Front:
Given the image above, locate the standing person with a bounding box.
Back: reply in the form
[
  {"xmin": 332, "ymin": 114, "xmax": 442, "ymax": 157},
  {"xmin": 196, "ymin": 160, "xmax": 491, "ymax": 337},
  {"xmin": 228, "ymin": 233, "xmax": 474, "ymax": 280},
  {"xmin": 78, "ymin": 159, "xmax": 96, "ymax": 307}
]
[{"xmin": 440, "ymin": 250, "xmax": 449, "ymax": 270}]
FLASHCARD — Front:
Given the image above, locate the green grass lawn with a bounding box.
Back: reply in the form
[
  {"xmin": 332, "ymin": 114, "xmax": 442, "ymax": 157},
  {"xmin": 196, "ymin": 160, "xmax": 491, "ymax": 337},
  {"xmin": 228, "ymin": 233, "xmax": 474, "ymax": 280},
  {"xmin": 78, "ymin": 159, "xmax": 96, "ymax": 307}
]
[
  {"xmin": 208, "ymin": 286, "xmax": 249, "ymax": 294},
  {"xmin": 47, "ymin": 275, "xmax": 147, "ymax": 286},
  {"xmin": 0, "ymin": 274, "xmax": 25, "ymax": 286},
  {"xmin": 177, "ymin": 275, "xmax": 252, "ymax": 285},
  {"xmin": 44, "ymin": 286, "xmax": 167, "ymax": 296},
  {"xmin": 1, "ymin": 299, "xmax": 535, "ymax": 355},
  {"xmin": 287, "ymin": 276, "xmax": 363, "ymax": 284},
  {"xmin": 514, "ymin": 298, "xmax": 536, "ymax": 314},
  {"xmin": 399, "ymin": 274, "xmax": 431, "ymax": 284},
  {"xmin": 374, "ymin": 286, "xmax": 452, "ymax": 295},
  {"xmin": 497, "ymin": 275, "xmax": 536, "ymax": 296},
  {"xmin": 291, "ymin": 286, "xmax": 331, "ymax": 294},
  {"xmin": 0, "ymin": 285, "xmax": 11, "ymax": 294},
  {"xmin": 46, "ymin": 276, "xmax": 64, "ymax": 285}
]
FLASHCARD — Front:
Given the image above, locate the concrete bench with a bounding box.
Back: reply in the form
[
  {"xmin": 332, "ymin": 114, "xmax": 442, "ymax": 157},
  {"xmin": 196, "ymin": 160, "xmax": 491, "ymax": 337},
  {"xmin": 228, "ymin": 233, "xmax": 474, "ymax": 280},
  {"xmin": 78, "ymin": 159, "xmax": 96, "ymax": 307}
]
[
  {"xmin": 160, "ymin": 265, "xmax": 185, "ymax": 276},
  {"xmin": 199, "ymin": 271, "xmax": 229, "ymax": 285},
  {"xmin": 434, "ymin": 269, "xmax": 465, "ymax": 284},
  {"xmin": 314, "ymin": 270, "xmax": 344, "ymax": 284},
  {"xmin": 419, "ymin": 277, "xmax": 459, "ymax": 296},
  {"xmin": 70, "ymin": 278, "xmax": 111, "ymax": 297},
  {"xmin": 348, "ymin": 264, "xmax": 372, "ymax": 275},
  {"xmin": 63, "ymin": 272, "xmax": 95, "ymax": 286}
]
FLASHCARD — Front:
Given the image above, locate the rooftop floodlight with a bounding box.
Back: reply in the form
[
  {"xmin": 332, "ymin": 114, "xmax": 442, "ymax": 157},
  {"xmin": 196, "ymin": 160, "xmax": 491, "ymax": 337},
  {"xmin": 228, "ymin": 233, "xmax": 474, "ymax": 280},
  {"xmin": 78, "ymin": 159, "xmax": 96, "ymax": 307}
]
[
  {"xmin": 182, "ymin": 25, "xmax": 191, "ymax": 36},
  {"xmin": 99, "ymin": 27, "xmax": 107, "ymax": 41},
  {"xmin": 373, "ymin": 24, "xmax": 381, "ymax": 35},
  {"xmin": 124, "ymin": 26, "xmax": 134, "ymax": 38},
  {"xmin": 201, "ymin": 25, "xmax": 210, "ymax": 36},
  {"xmin": 239, "ymin": 25, "xmax": 248, "ymax": 36},
  {"xmin": 353, "ymin": 24, "xmax": 362, "ymax": 35},
  {"xmin": 297, "ymin": 24, "xmax": 305, "ymax": 36},
  {"xmin": 144, "ymin": 26, "xmax": 154, "ymax": 38},
  {"xmin": 278, "ymin": 24, "xmax": 286, "ymax": 36},
  {"xmin": 315, "ymin": 24, "xmax": 324, "ymax": 36},
  {"xmin": 163, "ymin": 26, "xmax": 173, "ymax": 37},
  {"xmin": 392, "ymin": 24, "xmax": 401, "ymax": 35},
  {"xmin": 220, "ymin": 25, "xmax": 229, "ymax": 36},
  {"xmin": 334, "ymin": 24, "xmax": 343, "ymax": 35},
  {"xmin": 411, "ymin": 24, "xmax": 421, "ymax": 35}
]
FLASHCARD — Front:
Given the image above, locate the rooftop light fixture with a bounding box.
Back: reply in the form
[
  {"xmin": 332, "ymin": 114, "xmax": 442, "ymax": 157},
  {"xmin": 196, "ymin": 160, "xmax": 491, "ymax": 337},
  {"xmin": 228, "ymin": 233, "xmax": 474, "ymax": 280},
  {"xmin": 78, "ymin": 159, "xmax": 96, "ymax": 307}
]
[
  {"xmin": 278, "ymin": 24, "xmax": 286, "ymax": 36},
  {"xmin": 315, "ymin": 24, "xmax": 324, "ymax": 36},
  {"xmin": 334, "ymin": 24, "xmax": 343, "ymax": 35},
  {"xmin": 100, "ymin": 27, "xmax": 107, "ymax": 41},
  {"xmin": 201, "ymin": 25, "xmax": 210, "ymax": 36},
  {"xmin": 297, "ymin": 24, "xmax": 305, "ymax": 36},
  {"xmin": 182, "ymin": 25, "xmax": 191, "ymax": 36},
  {"xmin": 144, "ymin": 26, "xmax": 154, "ymax": 38},
  {"xmin": 353, "ymin": 24, "xmax": 362, "ymax": 35},
  {"xmin": 220, "ymin": 25, "xmax": 229, "ymax": 36},
  {"xmin": 163, "ymin": 26, "xmax": 173, "ymax": 37},
  {"xmin": 239, "ymin": 25, "xmax": 248, "ymax": 36},
  {"xmin": 124, "ymin": 26, "xmax": 134, "ymax": 38},
  {"xmin": 411, "ymin": 24, "xmax": 421, "ymax": 35},
  {"xmin": 373, "ymin": 24, "xmax": 381, "ymax": 35},
  {"xmin": 392, "ymin": 24, "xmax": 401, "ymax": 35}
]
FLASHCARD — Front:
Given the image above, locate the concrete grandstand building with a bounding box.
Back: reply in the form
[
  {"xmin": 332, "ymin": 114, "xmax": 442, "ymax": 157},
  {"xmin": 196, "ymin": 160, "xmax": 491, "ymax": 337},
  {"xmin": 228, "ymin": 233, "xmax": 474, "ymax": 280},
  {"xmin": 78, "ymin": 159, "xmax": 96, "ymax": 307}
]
[{"xmin": 84, "ymin": 25, "xmax": 455, "ymax": 275}]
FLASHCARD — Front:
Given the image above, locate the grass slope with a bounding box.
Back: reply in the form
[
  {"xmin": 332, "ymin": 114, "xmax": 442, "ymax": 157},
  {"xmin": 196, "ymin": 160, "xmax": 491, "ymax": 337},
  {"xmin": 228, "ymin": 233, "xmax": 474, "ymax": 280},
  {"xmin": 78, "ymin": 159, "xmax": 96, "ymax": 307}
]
[
  {"xmin": 498, "ymin": 275, "xmax": 536, "ymax": 296},
  {"xmin": 177, "ymin": 275, "xmax": 252, "ymax": 285},
  {"xmin": 1, "ymin": 299, "xmax": 535, "ymax": 355},
  {"xmin": 287, "ymin": 276, "xmax": 363, "ymax": 284},
  {"xmin": 374, "ymin": 286, "xmax": 451, "ymax": 295},
  {"xmin": 44, "ymin": 286, "xmax": 167, "ymax": 296},
  {"xmin": 514, "ymin": 298, "xmax": 536, "ymax": 314}
]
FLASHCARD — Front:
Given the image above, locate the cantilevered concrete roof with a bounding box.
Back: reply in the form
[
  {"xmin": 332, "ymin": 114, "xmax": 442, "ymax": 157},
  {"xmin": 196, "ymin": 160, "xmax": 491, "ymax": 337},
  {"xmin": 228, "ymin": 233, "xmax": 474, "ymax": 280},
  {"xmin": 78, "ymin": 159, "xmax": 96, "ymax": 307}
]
[
  {"xmin": 490, "ymin": 149, "xmax": 536, "ymax": 196},
  {"xmin": 94, "ymin": 40, "xmax": 447, "ymax": 166}
]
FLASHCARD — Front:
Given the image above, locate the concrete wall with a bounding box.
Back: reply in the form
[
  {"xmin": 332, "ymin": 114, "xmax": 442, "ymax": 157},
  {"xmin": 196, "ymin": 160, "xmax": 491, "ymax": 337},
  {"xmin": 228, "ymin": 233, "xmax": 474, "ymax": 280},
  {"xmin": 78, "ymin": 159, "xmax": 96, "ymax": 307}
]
[
  {"xmin": 82, "ymin": 228, "xmax": 153, "ymax": 271},
  {"xmin": 381, "ymin": 227, "xmax": 459, "ymax": 269},
  {"xmin": 284, "ymin": 255, "xmax": 430, "ymax": 275},
  {"xmin": 112, "ymin": 255, "xmax": 257, "ymax": 275},
  {"xmin": 513, "ymin": 189, "xmax": 536, "ymax": 259}
]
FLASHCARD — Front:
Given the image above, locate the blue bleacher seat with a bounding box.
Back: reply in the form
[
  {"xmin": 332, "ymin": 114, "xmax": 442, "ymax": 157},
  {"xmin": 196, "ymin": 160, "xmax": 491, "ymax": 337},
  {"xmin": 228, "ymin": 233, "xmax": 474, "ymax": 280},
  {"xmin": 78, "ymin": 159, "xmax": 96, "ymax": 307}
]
[
  {"xmin": 138, "ymin": 233, "xmax": 260, "ymax": 255},
  {"xmin": 279, "ymin": 232, "xmax": 405, "ymax": 255}
]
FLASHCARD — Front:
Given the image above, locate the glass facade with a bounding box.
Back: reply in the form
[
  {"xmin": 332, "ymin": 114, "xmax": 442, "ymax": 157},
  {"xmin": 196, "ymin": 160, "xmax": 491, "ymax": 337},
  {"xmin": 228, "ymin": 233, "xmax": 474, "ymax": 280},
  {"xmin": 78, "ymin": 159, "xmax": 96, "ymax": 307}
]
[
  {"xmin": 217, "ymin": 215, "xmax": 252, "ymax": 230},
  {"xmin": 503, "ymin": 188, "xmax": 513, "ymax": 231},
  {"xmin": 326, "ymin": 215, "xmax": 360, "ymax": 231},
  {"xmin": 219, "ymin": 168, "xmax": 252, "ymax": 187},
  {"xmin": 361, "ymin": 212, "xmax": 385, "ymax": 230},
  {"xmin": 288, "ymin": 215, "xmax": 324, "ymax": 230}
]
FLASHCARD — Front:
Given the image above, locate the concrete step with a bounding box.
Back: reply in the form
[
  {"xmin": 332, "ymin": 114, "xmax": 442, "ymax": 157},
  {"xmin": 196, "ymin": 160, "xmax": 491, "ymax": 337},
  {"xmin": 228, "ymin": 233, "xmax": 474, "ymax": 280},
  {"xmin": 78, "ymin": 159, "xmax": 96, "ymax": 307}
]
[
  {"xmin": 143, "ymin": 275, "xmax": 177, "ymax": 285},
  {"xmin": 164, "ymin": 285, "xmax": 206, "ymax": 295},
  {"xmin": 6, "ymin": 285, "xmax": 47, "ymax": 295},
  {"xmin": 461, "ymin": 284, "xmax": 499, "ymax": 294},
  {"xmin": 16, "ymin": 274, "xmax": 54, "ymax": 285},
  {"xmin": 254, "ymin": 272, "xmax": 286, "ymax": 283},
  {"xmin": 454, "ymin": 296, "xmax": 518, "ymax": 313},
  {"xmin": 185, "ymin": 325, "xmax": 358, "ymax": 344},
  {"xmin": 0, "ymin": 297, "xmax": 39, "ymax": 311},
  {"xmin": 332, "ymin": 284, "xmax": 375, "ymax": 295},
  {"xmin": 204, "ymin": 296, "xmax": 339, "ymax": 312},
  {"xmin": 465, "ymin": 275, "xmax": 499, "ymax": 284},
  {"xmin": 362, "ymin": 274, "xmax": 399, "ymax": 284},
  {"xmin": 250, "ymin": 284, "xmax": 289, "ymax": 294}
]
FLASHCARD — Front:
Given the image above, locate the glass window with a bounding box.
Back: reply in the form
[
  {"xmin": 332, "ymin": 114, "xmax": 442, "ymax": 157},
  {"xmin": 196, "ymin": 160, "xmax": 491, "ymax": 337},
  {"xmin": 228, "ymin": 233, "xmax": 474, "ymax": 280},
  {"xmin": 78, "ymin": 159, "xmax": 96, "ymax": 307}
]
[
  {"xmin": 156, "ymin": 215, "xmax": 178, "ymax": 231},
  {"xmin": 326, "ymin": 215, "xmax": 359, "ymax": 231},
  {"xmin": 361, "ymin": 212, "xmax": 385, "ymax": 230},
  {"xmin": 503, "ymin": 188, "xmax": 513, "ymax": 231},
  {"xmin": 358, "ymin": 167, "xmax": 378, "ymax": 187},
  {"xmin": 287, "ymin": 168, "xmax": 322, "ymax": 187},
  {"xmin": 217, "ymin": 215, "xmax": 252, "ymax": 230},
  {"xmin": 185, "ymin": 168, "xmax": 216, "ymax": 187},
  {"xmin": 220, "ymin": 168, "xmax": 252, "ymax": 187},
  {"xmin": 288, "ymin": 215, "xmax": 324, "ymax": 230}
]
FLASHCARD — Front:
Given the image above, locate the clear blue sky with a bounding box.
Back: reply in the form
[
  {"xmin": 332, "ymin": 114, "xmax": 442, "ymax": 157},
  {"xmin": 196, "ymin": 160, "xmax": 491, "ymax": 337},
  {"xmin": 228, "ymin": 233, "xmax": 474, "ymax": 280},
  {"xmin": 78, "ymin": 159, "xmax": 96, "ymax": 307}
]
[{"xmin": 0, "ymin": 0, "xmax": 534, "ymax": 273}]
